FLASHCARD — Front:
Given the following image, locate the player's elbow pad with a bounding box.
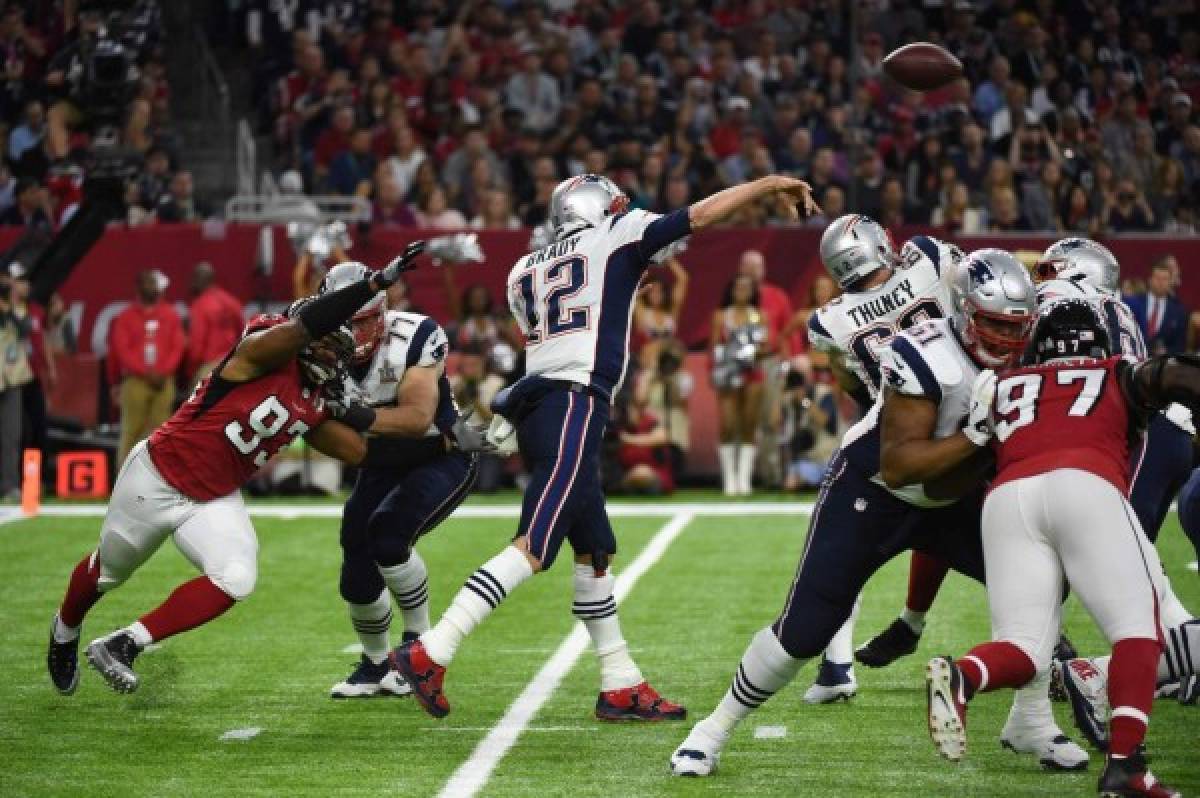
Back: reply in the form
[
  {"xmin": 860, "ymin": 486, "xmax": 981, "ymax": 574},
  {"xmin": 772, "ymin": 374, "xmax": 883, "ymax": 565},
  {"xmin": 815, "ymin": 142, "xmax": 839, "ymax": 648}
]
[
  {"xmin": 295, "ymin": 279, "xmax": 376, "ymax": 339},
  {"xmin": 1127, "ymin": 354, "xmax": 1200, "ymax": 414}
]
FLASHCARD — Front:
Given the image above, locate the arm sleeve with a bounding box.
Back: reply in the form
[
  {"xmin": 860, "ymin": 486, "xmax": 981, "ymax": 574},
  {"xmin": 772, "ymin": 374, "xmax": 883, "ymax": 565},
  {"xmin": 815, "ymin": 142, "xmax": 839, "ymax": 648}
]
[
  {"xmin": 607, "ymin": 209, "xmax": 692, "ymax": 266},
  {"xmin": 879, "ymin": 336, "xmax": 942, "ymax": 402}
]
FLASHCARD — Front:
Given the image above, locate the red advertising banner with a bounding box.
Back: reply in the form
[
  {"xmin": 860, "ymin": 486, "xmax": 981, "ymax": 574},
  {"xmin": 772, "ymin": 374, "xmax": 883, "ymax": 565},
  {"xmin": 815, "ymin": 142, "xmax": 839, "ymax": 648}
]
[{"xmin": 3, "ymin": 224, "xmax": 1198, "ymax": 355}]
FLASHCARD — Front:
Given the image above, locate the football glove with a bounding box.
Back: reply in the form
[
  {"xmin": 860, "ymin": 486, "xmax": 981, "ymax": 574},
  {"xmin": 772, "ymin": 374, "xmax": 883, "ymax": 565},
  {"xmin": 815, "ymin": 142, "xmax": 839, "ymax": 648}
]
[
  {"xmin": 449, "ymin": 409, "xmax": 496, "ymax": 453},
  {"xmin": 963, "ymin": 369, "xmax": 997, "ymax": 447},
  {"xmin": 375, "ymin": 240, "xmax": 426, "ymax": 288}
]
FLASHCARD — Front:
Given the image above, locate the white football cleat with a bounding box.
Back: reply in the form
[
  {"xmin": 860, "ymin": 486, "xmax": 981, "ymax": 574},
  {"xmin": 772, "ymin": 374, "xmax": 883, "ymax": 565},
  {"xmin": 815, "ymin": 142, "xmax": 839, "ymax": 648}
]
[
  {"xmin": 926, "ymin": 656, "xmax": 968, "ymax": 762},
  {"xmin": 803, "ymin": 658, "xmax": 857, "ymax": 704},
  {"xmin": 1059, "ymin": 657, "xmax": 1110, "ymax": 751},
  {"xmin": 1000, "ymin": 723, "xmax": 1089, "ymax": 771},
  {"xmin": 670, "ymin": 723, "xmax": 726, "ymax": 777}
]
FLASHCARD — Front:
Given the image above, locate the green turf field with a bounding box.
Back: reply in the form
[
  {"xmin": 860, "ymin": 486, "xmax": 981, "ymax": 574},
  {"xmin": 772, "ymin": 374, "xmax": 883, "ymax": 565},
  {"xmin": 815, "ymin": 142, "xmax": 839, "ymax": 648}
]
[{"xmin": 1, "ymin": 495, "xmax": 1197, "ymax": 797}]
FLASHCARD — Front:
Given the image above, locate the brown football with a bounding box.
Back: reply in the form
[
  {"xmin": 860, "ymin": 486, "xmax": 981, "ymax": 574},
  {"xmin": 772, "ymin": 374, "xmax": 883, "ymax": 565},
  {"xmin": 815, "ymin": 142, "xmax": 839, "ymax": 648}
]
[{"xmin": 882, "ymin": 42, "xmax": 963, "ymax": 91}]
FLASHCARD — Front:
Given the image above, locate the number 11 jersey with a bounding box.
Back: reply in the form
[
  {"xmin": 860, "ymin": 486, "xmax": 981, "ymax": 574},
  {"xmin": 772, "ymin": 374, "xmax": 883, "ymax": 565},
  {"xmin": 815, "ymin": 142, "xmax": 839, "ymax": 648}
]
[
  {"xmin": 148, "ymin": 314, "xmax": 331, "ymax": 501},
  {"xmin": 506, "ymin": 208, "xmax": 690, "ymax": 400}
]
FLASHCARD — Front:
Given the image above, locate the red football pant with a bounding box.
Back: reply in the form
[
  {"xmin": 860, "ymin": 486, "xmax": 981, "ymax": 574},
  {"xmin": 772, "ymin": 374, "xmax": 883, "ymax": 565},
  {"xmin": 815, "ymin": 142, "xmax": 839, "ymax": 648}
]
[
  {"xmin": 957, "ymin": 641, "xmax": 1036, "ymax": 697},
  {"xmin": 138, "ymin": 576, "xmax": 236, "ymax": 643},
  {"xmin": 59, "ymin": 552, "xmax": 103, "ymax": 628},
  {"xmin": 1108, "ymin": 637, "xmax": 1161, "ymax": 757},
  {"xmin": 906, "ymin": 552, "xmax": 949, "ymax": 614}
]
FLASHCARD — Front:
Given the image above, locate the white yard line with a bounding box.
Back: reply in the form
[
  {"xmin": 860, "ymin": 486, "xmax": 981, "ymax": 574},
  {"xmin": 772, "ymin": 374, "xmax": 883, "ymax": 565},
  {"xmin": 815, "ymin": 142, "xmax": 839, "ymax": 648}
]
[
  {"xmin": 434, "ymin": 512, "xmax": 696, "ymax": 798},
  {"xmin": 6, "ymin": 501, "xmax": 813, "ymax": 519}
]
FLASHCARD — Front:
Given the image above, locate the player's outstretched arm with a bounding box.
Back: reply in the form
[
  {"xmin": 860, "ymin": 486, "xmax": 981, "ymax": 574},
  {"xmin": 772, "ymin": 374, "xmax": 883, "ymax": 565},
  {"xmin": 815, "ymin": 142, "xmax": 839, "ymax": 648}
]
[
  {"xmin": 304, "ymin": 419, "xmax": 367, "ymax": 465},
  {"xmin": 688, "ymin": 175, "xmax": 820, "ymax": 231},
  {"xmin": 1122, "ymin": 354, "xmax": 1200, "ymax": 417},
  {"xmin": 223, "ymin": 242, "xmax": 427, "ymax": 381}
]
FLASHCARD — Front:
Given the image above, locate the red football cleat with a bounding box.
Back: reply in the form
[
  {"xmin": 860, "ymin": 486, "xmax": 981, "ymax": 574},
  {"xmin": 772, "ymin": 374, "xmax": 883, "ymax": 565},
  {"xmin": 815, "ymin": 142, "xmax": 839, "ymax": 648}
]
[
  {"xmin": 392, "ymin": 640, "xmax": 449, "ymax": 718},
  {"xmin": 1098, "ymin": 749, "xmax": 1181, "ymax": 798},
  {"xmin": 595, "ymin": 681, "xmax": 687, "ymax": 721}
]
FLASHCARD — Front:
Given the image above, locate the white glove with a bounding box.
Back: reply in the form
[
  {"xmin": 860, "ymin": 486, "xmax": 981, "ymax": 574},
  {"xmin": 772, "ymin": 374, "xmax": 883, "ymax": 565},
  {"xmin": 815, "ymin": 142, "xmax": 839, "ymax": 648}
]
[
  {"xmin": 963, "ymin": 369, "xmax": 997, "ymax": 447},
  {"xmin": 427, "ymin": 233, "xmax": 485, "ymax": 264},
  {"xmin": 485, "ymin": 414, "xmax": 519, "ymax": 455}
]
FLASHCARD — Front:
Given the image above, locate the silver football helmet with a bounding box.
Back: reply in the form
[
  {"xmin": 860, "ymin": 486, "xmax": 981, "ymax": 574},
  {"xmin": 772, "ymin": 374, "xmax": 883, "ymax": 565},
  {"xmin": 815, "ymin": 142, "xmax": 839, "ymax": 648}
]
[
  {"xmin": 321, "ymin": 260, "xmax": 386, "ymax": 364},
  {"xmin": 1035, "ymin": 238, "xmax": 1120, "ymax": 292},
  {"xmin": 819, "ymin": 215, "xmax": 898, "ymax": 289},
  {"xmin": 952, "ymin": 248, "xmax": 1037, "ymax": 368},
  {"xmin": 548, "ymin": 174, "xmax": 629, "ymax": 241}
]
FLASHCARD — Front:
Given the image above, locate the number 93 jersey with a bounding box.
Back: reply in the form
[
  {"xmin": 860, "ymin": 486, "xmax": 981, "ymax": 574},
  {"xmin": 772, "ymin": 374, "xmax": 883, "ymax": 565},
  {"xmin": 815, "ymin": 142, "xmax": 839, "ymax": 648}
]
[
  {"xmin": 840, "ymin": 317, "xmax": 980, "ymax": 507},
  {"xmin": 808, "ymin": 235, "xmax": 960, "ymax": 397},
  {"xmin": 148, "ymin": 314, "xmax": 331, "ymax": 501},
  {"xmin": 991, "ymin": 355, "xmax": 1132, "ymax": 494},
  {"xmin": 507, "ymin": 208, "xmax": 691, "ymax": 400}
]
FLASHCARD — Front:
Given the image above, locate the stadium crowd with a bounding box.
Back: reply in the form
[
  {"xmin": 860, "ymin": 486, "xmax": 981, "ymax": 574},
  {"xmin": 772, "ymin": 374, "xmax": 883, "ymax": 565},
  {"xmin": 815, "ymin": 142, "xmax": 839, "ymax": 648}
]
[{"xmin": 5, "ymin": 0, "xmax": 1200, "ymax": 497}]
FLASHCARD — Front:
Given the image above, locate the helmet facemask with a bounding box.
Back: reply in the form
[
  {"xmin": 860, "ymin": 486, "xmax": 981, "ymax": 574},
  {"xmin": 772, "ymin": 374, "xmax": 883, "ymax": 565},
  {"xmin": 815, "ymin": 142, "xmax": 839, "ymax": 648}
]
[
  {"xmin": 349, "ymin": 299, "xmax": 386, "ymax": 365},
  {"xmin": 962, "ymin": 301, "xmax": 1034, "ymax": 368}
]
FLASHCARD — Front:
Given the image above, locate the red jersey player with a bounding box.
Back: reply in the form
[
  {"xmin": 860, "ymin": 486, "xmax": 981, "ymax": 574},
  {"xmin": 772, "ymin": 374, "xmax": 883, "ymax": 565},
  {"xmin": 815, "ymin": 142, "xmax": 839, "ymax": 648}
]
[
  {"xmin": 925, "ymin": 298, "xmax": 1200, "ymax": 798},
  {"xmin": 47, "ymin": 243, "xmax": 426, "ymax": 696}
]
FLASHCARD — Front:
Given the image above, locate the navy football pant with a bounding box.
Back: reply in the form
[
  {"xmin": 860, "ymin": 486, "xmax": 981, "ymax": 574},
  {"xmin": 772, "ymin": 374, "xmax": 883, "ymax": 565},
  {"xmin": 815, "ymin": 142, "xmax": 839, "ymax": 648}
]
[
  {"xmin": 1129, "ymin": 412, "xmax": 1196, "ymax": 543},
  {"xmin": 339, "ymin": 451, "xmax": 478, "ymax": 605},
  {"xmin": 516, "ymin": 388, "xmax": 616, "ymax": 570},
  {"xmin": 1174, "ymin": 468, "xmax": 1200, "ymax": 563},
  {"xmin": 771, "ymin": 453, "xmax": 986, "ymax": 660}
]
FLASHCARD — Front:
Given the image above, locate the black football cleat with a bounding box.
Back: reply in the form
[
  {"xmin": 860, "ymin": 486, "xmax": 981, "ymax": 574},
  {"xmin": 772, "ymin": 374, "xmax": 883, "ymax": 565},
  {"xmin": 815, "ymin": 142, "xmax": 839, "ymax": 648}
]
[
  {"xmin": 86, "ymin": 632, "xmax": 142, "ymax": 693},
  {"xmin": 47, "ymin": 619, "xmax": 81, "ymax": 695},
  {"xmin": 1098, "ymin": 747, "xmax": 1181, "ymax": 797},
  {"xmin": 856, "ymin": 618, "xmax": 921, "ymax": 668}
]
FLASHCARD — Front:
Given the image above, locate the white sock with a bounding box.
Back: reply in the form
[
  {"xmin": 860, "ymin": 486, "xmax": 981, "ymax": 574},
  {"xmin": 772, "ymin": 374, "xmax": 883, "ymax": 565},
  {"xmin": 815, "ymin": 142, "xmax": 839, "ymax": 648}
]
[
  {"xmin": 737, "ymin": 444, "xmax": 757, "ymax": 494},
  {"xmin": 421, "ymin": 546, "xmax": 533, "ymax": 666},
  {"xmin": 348, "ymin": 589, "xmax": 393, "ymax": 665},
  {"xmin": 718, "ymin": 444, "xmax": 737, "ymax": 494},
  {"xmin": 53, "ymin": 614, "xmax": 80, "ymax": 643},
  {"xmin": 702, "ymin": 627, "xmax": 807, "ymax": 739},
  {"xmin": 1006, "ymin": 668, "xmax": 1058, "ymax": 732},
  {"xmin": 901, "ymin": 607, "xmax": 927, "ymax": 635},
  {"xmin": 1159, "ymin": 574, "xmax": 1193, "ymax": 629},
  {"xmin": 825, "ymin": 595, "xmax": 861, "ymax": 666},
  {"xmin": 125, "ymin": 621, "xmax": 152, "ymax": 648},
  {"xmin": 573, "ymin": 563, "xmax": 643, "ymax": 691},
  {"xmin": 379, "ymin": 551, "xmax": 430, "ymax": 635},
  {"xmin": 1163, "ymin": 619, "xmax": 1200, "ymax": 681}
]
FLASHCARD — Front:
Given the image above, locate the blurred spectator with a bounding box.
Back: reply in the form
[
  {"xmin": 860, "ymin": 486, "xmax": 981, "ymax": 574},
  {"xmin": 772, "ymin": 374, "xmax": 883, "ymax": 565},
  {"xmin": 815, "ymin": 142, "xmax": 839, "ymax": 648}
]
[
  {"xmin": 329, "ymin": 127, "xmax": 376, "ymax": 196},
  {"xmin": 371, "ymin": 166, "xmax": 417, "ymax": 227},
  {"xmin": 633, "ymin": 255, "xmax": 688, "ymax": 368},
  {"xmin": 470, "ymin": 188, "xmax": 520, "ymax": 230},
  {"xmin": 186, "ymin": 262, "xmax": 244, "ymax": 386},
  {"xmin": 1101, "ymin": 91, "xmax": 1141, "ymax": 164},
  {"xmin": 1128, "ymin": 259, "xmax": 1188, "ymax": 356},
  {"xmin": 953, "ymin": 121, "xmax": 994, "ymax": 202},
  {"xmin": 156, "ymin": 171, "xmax": 208, "ymax": 222},
  {"xmin": 615, "ymin": 398, "xmax": 677, "ymax": 495},
  {"xmin": 44, "ymin": 292, "xmax": 76, "ymax": 354},
  {"xmin": 107, "ymin": 270, "xmax": 185, "ymax": 465},
  {"xmin": 1102, "ymin": 178, "xmax": 1156, "ymax": 232},
  {"xmin": 415, "ymin": 184, "xmax": 466, "ymax": 229},
  {"xmin": 448, "ymin": 347, "xmax": 509, "ymax": 492},
  {"xmin": 1020, "ymin": 161, "xmax": 1066, "ymax": 232},
  {"xmin": 8, "ymin": 265, "xmax": 52, "ymax": 475},
  {"xmin": 1119, "ymin": 123, "xmax": 1162, "ymax": 197},
  {"xmin": 781, "ymin": 372, "xmax": 841, "ymax": 492},
  {"xmin": 443, "ymin": 126, "xmax": 505, "ymax": 199},
  {"xmin": 383, "ymin": 125, "xmax": 426, "ymax": 200},
  {"xmin": 710, "ymin": 274, "xmax": 766, "ymax": 496},
  {"xmin": 8, "ymin": 100, "xmax": 44, "ymax": 163},
  {"xmin": 0, "ymin": 267, "xmax": 31, "ymax": 500},
  {"xmin": 506, "ymin": 46, "xmax": 561, "ymax": 134},
  {"xmin": 987, "ymin": 185, "xmax": 1031, "ymax": 231},
  {"xmin": 973, "ymin": 55, "xmax": 1011, "ymax": 124},
  {"xmin": 136, "ymin": 146, "xmax": 172, "ymax": 209},
  {"xmin": 1060, "ymin": 183, "xmax": 1100, "ymax": 236},
  {"xmin": 633, "ymin": 336, "xmax": 691, "ymax": 479},
  {"xmin": 932, "ymin": 181, "xmax": 986, "ymax": 234},
  {"xmin": 783, "ymin": 274, "xmax": 839, "ymax": 381},
  {"xmin": 0, "ymin": 178, "xmax": 50, "ymax": 230}
]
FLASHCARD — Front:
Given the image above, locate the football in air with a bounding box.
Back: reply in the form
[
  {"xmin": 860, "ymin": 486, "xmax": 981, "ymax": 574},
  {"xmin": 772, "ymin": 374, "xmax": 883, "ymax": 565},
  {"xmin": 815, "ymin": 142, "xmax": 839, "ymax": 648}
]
[{"xmin": 882, "ymin": 42, "xmax": 964, "ymax": 91}]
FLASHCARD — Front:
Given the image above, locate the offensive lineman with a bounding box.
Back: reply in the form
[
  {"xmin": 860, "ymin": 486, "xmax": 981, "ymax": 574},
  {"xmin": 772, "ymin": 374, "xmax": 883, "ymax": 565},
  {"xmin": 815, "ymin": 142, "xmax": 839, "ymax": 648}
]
[
  {"xmin": 395, "ymin": 173, "xmax": 820, "ymax": 720},
  {"xmin": 671, "ymin": 250, "xmax": 1087, "ymax": 776},
  {"xmin": 926, "ymin": 298, "xmax": 1193, "ymax": 798},
  {"xmin": 321, "ymin": 261, "xmax": 483, "ymax": 698},
  {"xmin": 45, "ymin": 248, "xmax": 423, "ymax": 694},
  {"xmin": 800, "ymin": 215, "xmax": 963, "ymax": 704}
]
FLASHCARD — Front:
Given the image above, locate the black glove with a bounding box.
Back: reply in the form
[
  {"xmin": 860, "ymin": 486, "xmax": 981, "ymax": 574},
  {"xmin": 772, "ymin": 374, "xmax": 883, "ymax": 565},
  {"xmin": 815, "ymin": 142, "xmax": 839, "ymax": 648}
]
[
  {"xmin": 327, "ymin": 396, "xmax": 376, "ymax": 433},
  {"xmin": 449, "ymin": 409, "xmax": 495, "ymax": 453},
  {"xmin": 374, "ymin": 240, "xmax": 426, "ymax": 288}
]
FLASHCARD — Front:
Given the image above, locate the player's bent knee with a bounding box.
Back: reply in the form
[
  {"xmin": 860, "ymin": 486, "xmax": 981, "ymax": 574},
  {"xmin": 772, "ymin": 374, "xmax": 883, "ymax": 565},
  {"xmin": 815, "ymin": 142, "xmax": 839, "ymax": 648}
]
[{"xmin": 210, "ymin": 561, "xmax": 257, "ymax": 601}]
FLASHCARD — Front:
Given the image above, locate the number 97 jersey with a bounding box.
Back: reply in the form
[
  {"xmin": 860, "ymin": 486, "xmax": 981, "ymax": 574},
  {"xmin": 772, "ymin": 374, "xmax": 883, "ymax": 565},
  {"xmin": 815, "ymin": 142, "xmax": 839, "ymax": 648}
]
[
  {"xmin": 808, "ymin": 235, "xmax": 959, "ymax": 397},
  {"xmin": 148, "ymin": 315, "xmax": 331, "ymax": 501},
  {"xmin": 991, "ymin": 355, "xmax": 1132, "ymax": 494}
]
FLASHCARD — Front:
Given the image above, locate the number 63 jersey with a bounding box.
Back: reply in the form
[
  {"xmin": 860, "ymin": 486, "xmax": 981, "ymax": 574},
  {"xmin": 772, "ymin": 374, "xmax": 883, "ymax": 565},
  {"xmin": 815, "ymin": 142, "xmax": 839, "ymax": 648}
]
[
  {"xmin": 991, "ymin": 355, "xmax": 1133, "ymax": 495},
  {"xmin": 148, "ymin": 314, "xmax": 331, "ymax": 501}
]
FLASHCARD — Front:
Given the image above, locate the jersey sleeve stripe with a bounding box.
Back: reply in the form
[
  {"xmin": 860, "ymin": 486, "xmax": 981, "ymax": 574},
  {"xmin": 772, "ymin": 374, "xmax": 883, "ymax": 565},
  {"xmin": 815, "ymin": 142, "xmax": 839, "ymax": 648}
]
[
  {"xmin": 890, "ymin": 336, "xmax": 942, "ymax": 403},
  {"xmin": 911, "ymin": 236, "xmax": 942, "ymax": 276},
  {"xmin": 807, "ymin": 310, "xmax": 832, "ymax": 340},
  {"xmin": 406, "ymin": 317, "xmax": 438, "ymax": 368}
]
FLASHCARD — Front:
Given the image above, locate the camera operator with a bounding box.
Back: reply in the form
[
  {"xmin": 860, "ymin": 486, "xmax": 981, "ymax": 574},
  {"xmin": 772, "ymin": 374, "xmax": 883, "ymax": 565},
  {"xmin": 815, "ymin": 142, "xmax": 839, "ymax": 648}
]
[
  {"xmin": 43, "ymin": 6, "xmax": 139, "ymax": 162},
  {"xmin": 0, "ymin": 267, "xmax": 33, "ymax": 500},
  {"xmin": 449, "ymin": 342, "xmax": 514, "ymax": 492},
  {"xmin": 779, "ymin": 370, "xmax": 842, "ymax": 492}
]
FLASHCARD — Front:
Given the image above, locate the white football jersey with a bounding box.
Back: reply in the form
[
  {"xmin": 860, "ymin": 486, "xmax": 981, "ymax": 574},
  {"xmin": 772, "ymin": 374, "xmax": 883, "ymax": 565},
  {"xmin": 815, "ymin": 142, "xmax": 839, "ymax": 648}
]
[
  {"xmin": 840, "ymin": 318, "xmax": 978, "ymax": 507},
  {"xmin": 341, "ymin": 310, "xmax": 456, "ymax": 438},
  {"xmin": 808, "ymin": 235, "xmax": 961, "ymax": 398},
  {"xmin": 506, "ymin": 208, "xmax": 691, "ymax": 400}
]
